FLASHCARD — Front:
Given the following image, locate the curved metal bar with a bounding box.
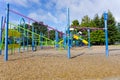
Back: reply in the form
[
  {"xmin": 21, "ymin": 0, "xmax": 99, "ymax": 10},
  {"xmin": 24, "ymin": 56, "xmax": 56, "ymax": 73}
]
[{"xmin": 19, "ymin": 18, "xmax": 26, "ymax": 52}]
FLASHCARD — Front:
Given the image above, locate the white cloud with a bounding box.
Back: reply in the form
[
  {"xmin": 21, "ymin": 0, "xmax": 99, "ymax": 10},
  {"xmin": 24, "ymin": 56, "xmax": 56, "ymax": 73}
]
[
  {"xmin": 3, "ymin": 0, "xmax": 120, "ymax": 32},
  {"xmin": 26, "ymin": 0, "xmax": 120, "ymax": 31},
  {"xmin": 55, "ymin": 0, "xmax": 120, "ymax": 23},
  {"xmin": 31, "ymin": 0, "xmax": 40, "ymax": 4},
  {"xmin": 28, "ymin": 9, "xmax": 58, "ymax": 26},
  {"xmin": 4, "ymin": 0, "xmax": 41, "ymax": 8},
  {"xmin": 28, "ymin": 12, "xmax": 38, "ymax": 20},
  {"xmin": 4, "ymin": 0, "xmax": 28, "ymax": 7}
]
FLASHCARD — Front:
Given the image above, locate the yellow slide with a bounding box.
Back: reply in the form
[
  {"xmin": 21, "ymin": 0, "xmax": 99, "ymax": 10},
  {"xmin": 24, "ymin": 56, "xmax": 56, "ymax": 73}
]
[
  {"xmin": 58, "ymin": 40, "xmax": 64, "ymax": 44},
  {"xmin": 73, "ymin": 35, "xmax": 88, "ymax": 45}
]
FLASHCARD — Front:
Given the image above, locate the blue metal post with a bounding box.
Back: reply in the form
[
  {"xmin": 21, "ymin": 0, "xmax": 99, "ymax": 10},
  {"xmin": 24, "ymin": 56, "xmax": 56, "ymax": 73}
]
[
  {"xmin": 63, "ymin": 34, "xmax": 66, "ymax": 49},
  {"xmin": 4, "ymin": 4, "xmax": 9, "ymax": 61},
  {"xmin": 0, "ymin": 16, "xmax": 3, "ymax": 55},
  {"xmin": 35, "ymin": 29, "xmax": 37, "ymax": 46},
  {"xmin": 55, "ymin": 30, "xmax": 59, "ymax": 49},
  {"xmin": 70, "ymin": 32, "xmax": 73, "ymax": 47},
  {"xmin": 67, "ymin": 8, "xmax": 71, "ymax": 59},
  {"xmin": 23, "ymin": 19, "xmax": 25, "ymax": 51},
  {"xmin": 27, "ymin": 31, "xmax": 28, "ymax": 51},
  {"xmin": 32, "ymin": 26, "xmax": 35, "ymax": 51},
  {"xmin": 104, "ymin": 12, "xmax": 109, "ymax": 57},
  {"xmin": 76, "ymin": 40, "xmax": 79, "ymax": 46},
  {"xmin": 35, "ymin": 29, "xmax": 37, "ymax": 50},
  {"xmin": 18, "ymin": 24, "xmax": 20, "ymax": 53},
  {"xmin": 87, "ymin": 29, "xmax": 90, "ymax": 48},
  {"xmin": 40, "ymin": 32, "xmax": 43, "ymax": 49}
]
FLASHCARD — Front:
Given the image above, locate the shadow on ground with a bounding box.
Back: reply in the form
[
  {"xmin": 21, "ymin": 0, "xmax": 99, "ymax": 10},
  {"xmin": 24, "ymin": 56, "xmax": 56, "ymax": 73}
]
[{"xmin": 71, "ymin": 52, "xmax": 85, "ymax": 59}]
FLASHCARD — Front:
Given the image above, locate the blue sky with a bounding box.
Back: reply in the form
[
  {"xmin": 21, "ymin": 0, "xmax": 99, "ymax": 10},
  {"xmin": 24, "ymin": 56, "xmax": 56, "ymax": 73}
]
[{"xmin": 0, "ymin": 0, "xmax": 120, "ymax": 32}]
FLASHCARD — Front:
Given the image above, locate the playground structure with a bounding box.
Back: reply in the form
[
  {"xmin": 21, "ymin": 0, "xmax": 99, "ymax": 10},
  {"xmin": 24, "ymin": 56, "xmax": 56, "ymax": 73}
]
[
  {"xmin": 0, "ymin": 4, "xmax": 109, "ymax": 61},
  {"xmin": 0, "ymin": 4, "xmax": 67, "ymax": 61},
  {"xmin": 73, "ymin": 34, "xmax": 88, "ymax": 45}
]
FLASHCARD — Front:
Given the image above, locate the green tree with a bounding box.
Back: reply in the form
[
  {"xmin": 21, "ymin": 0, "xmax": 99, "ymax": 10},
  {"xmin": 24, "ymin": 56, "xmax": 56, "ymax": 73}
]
[
  {"xmin": 115, "ymin": 23, "xmax": 120, "ymax": 43},
  {"xmin": 80, "ymin": 15, "xmax": 96, "ymax": 27},
  {"xmin": 108, "ymin": 11, "xmax": 118, "ymax": 44},
  {"xmin": 99, "ymin": 10, "xmax": 120, "ymax": 44},
  {"xmin": 49, "ymin": 30, "xmax": 55, "ymax": 40},
  {"xmin": 93, "ymin": 14, "xmax": 101, "ymax": 27},
  {"xmin": 32, "ymin": 22, "xmax": 48, "ymax": 35},
  {"xmin": 101, "ymin": 10, "xmax": 119, "ymax": 44},
  {"xmin": 80, "ymin": 15, "xmax": 91, "ymax": 27},
  {"xmin": 89, "ymin": 20, "xmax": 96, "ymax": 27},
  {"xmin": 117, "ymin": 23, "xmax": 120, "ymax": 32},
  {"xmin": 71, "ymin": 19, "xmax": 80, "ymax": 27},
  {"xmin": 90, "ymin": 30, "xmax": 105, "ymax": 45}
]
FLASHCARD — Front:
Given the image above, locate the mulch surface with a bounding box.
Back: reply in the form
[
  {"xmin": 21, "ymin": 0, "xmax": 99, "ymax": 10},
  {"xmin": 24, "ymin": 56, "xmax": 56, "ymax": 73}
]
[{"xmin": 0, "ymin": 46, "xmax": 120, "ymax": 80}]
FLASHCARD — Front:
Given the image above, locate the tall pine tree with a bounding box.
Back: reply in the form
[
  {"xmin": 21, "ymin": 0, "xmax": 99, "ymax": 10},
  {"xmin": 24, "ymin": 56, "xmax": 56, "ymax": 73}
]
[
  {"xmin": 71, "ymin": 20, "xmax": 80, "ymax": 27},
  {"xmin": 93, "ymin": 14, "xmax": 101, "ymax": 27},
  {"xmin": 80, "ymin": 15, "xmax": 91, "ymax": 27},
  {"xmin": 101, "ymin": 10, "xmax": 119, "ymax": 44}
]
